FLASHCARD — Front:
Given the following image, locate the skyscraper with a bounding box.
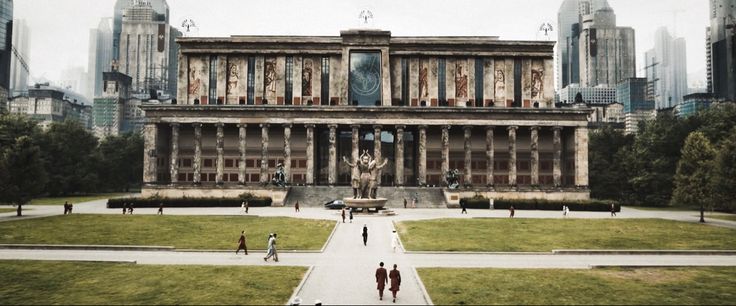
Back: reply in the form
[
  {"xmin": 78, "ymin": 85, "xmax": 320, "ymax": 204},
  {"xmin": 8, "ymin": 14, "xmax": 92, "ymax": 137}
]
[
  {"xmin": 556, "ymin": 0, "xmax": 609, "ymax": 90},
  {"xmin": 0, "ymin": 0, "xmax": 12, "ymax": 109},
  {"xmin": 578, "ymin": 3, "xmax": 636, "ymax": 88},
  {"xmin": 118, "ymin": 0, "xmax": 180, "ymax": 98},
  {"xmin": 9, "ymin": 18, "xmax": 28, "ymax": 97},
  {"xmin": 645, "ymin": 27, "xmax": 688, "ymax": 109},
  {"xmin": 707, "ymin": 0, "xmax": 736, "ymax": 100},
  {"xmin": 113, "ymin": 0, "xmax": 169, "ymax": 61},
  {"xmin": 88, "ymin": 18, "xmax": 113, "ymax": 99}
]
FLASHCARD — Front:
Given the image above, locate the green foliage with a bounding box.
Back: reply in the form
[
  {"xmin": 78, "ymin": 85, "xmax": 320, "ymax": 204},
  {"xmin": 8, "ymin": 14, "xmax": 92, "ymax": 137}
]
[
  {"xmin": 671, "ymin": 132, "xmax": 716, "ymax": 208},
  {"xmin": 41, "ymin": 120, "xmax": 101, "ymax": 196},
  {"xmin": 107, "ymin": 196, "xmax": 273, "ymax": 208},
  {"xmin": 710, "ymin": 128, "xmax": 736, "ymax": 212},
  {"xmin": 97, "ymin": 133, "xmax": 143, "ymax": 192},
  {"xmin": 0, "ymin": 115, "xmax": 47, "ymax": 214},
  {"xmin": 588, "ymin": 126, "xmax": 634, "ymax": 200}
]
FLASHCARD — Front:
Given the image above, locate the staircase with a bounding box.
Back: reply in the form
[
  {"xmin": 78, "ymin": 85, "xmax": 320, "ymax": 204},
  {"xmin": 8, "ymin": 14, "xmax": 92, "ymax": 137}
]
[{"xmin": 285, "ymin": 186, "xmax": 446, "ymax": 208}]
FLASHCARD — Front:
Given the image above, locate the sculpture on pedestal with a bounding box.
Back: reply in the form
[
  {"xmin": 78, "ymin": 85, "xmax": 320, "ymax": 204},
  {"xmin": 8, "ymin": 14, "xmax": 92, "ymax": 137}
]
[
  {"xmin": 342, "ymin": 151, "xmax": 387, "ymax": 199},
  {"xmin": 271, "ymin": 163, "xmax": 287, "ymax": 187},
  {"xmin": 445, "ymin": 169, "xmax": 461, "ymax": 189}
]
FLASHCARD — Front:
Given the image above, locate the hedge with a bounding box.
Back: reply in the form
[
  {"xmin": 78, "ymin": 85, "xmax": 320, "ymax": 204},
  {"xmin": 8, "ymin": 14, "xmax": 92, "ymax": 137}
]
[
  {"xmin": 107, "ymin": 194, "xmax": 272, "ymax": 209},
  {"xmin": 459, "ymin": 197, "xmax": 620, "ymax": 212}
]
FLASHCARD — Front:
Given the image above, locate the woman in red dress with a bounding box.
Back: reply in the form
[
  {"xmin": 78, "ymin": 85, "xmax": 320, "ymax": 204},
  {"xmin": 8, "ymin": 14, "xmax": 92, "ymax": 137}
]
[{"xmin": 389, "ymin": 264, "xmax": 401, "ymax": 303}]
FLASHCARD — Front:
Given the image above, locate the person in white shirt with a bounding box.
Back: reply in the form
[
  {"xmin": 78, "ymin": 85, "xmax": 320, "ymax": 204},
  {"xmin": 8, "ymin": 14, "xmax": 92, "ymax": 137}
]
[{"xmin": 391, "ymin": 230, "xmax": 401, "ymax": 253}]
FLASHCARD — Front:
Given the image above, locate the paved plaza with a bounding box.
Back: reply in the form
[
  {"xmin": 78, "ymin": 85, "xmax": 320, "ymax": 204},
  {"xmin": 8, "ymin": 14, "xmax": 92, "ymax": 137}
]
[{"xmin": 1, "ymin": 200, "xmax": 736, "ymax": 305}]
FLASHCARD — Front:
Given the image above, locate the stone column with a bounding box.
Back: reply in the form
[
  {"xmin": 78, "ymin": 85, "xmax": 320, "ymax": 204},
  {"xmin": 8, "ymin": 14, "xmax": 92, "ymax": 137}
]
[
  {"xmin": 169, "ymin": 123, "xmax": 179, "ymax": 184},
  {"xmin": 328, "ymin": 124, "xmax": 338, "ymax": 186},
  {"xmin": 260, "ymin": 123, "xmax": 270, "ymax": 184},
  {"xmin": 238, "ymin": 124, "xmax": 247, "ymax": 185},
  {"xmin": 418, "ymin": 125, "xmax": 427, "ymax": 186},
  {"xmin": 215, "ymin": 123, "xmax": 225, "ymax": 185},
  {"xmin": 395, "ymin": 125, "xmax": 405, "ymax": 186},
  {"xmin": 531, "ymin": 126, "xmax": 540, "ymax": 186},
  {"xmin": 486, "ymin": 126, "xmax": 494, "ymax": 186},
  {"xmin": 575, "ymin": 126, "xmax": 589, "ymax": 187},
  {"xmin": 553, "ymin": 126, "xmax": 562, "ymax": 187},
  {"xmin": 463, "ymin": 126, "xmax": 473, "ymax": 186},
  {"xmin": 441, "ymin": 125, "xmax": 450, "ymax": 186},
  {"xmin": 283, "ymin": 124, "xmax": 292, "ymax": 183},
  {"xmin": 350, "ymin": 124, "xmax": 360, "ymax": 186},
  {"xmin": 305, "ymin": 124, "xmax": 315, "ymax": 185},
  {"xmin": 143, "ymin": 122, "xmax": 158, "ymax": 184},
  {"xmin": 192, "ymin": 123, "xmax": 202, "ymax": 185},
  {"xmin": 508, "ymin": 126, "xmax": 518, "ymax": 186},
  {"xmin": 373, "ymin": 125, "xmax": 383, "ymax": 185}
]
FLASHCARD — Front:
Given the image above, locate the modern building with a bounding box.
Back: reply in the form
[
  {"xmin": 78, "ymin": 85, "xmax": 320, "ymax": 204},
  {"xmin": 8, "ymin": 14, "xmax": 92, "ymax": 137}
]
[
  {"xmin": 677, "ymin": 93, "xmax": 715, "ymax": 117},
  {"xmin": 88, "ymin": 18, "xmax": 114, "ymax": 99},
  {"xmin": 140, "ymin": 29, "xmax": 592, "ymax": 203},
  {"xmin": 557, "ymin": 0, "xmax": 609, "ymax": 90},
  {"xmin": 578, "ymin": 3, "xmax": 636, "ymax": 87},
  {"xmin": 113, "ymin": 0, "xmax": 169, "ymax": 61},
  {"xmin": 0, "ymin": 0, "xmax": 12, "ymax": 110},
  {"xmin": 645, "ymin": 27, "xmax": 688, "ymax": 109},
  {"xmin": 707, "ymin": 0, "xmax": 736, "ymax": 101},
  {"xmin": 93, "ymin": 71, "xmax": 132, "ymax": 138},
  {"xmin": 557, "ymin": 84, "xmax": 616, "ymax": 105},
  {"xmin": 58, "ymin": 66, "xmax": 88, "ymax": 98},
  {"xmin": 617, "ymin": 78, "xmax": 655, "ymax": 134},
  {"xmin": 118, "ymin": 0, "xmax": 180, "ymax": 99},
  {"xmin": 8, "ymin": 84, "xmax": 93, "ymax": 130},
  {"xmin": 9, "ymin": 18, "xmax": 28, "ymax": 97}
]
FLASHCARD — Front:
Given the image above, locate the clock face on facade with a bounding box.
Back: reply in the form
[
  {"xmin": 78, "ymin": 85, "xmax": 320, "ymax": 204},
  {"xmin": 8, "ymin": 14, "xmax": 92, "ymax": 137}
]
[{"xmin": 350, "ymin": 52, "xmax": 382, "ymax": 105}]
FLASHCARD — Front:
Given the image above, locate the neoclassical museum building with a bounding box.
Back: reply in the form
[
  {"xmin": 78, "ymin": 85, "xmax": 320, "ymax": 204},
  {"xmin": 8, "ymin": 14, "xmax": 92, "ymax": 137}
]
[{"xmin": 140, "ymin": 29, "xmax": 591, "ymax": 202}]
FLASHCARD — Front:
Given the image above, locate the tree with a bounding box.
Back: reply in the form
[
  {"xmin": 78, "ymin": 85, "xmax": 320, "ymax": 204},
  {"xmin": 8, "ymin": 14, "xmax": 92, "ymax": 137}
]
[
  {"xmin": 98, "ymin": 133, "xmax": 143, "ymax": 192},
  {"xmin": 40, "ymin": 120, "xmax": 100, "ymax": 196},
  {"xmin": 589, "ymin": 126, "xmax": 633, "ymax": 201},
  {"xmin": 0, "ymin": 136, "xmax": 47, "ymax": 216},
  {"xmin": 710, "ymin": 127, "xmax": 736, "ymax": 213},
  {"xmin": 671, "ymin": 132, "xmax": 716, "ymax": 222}
]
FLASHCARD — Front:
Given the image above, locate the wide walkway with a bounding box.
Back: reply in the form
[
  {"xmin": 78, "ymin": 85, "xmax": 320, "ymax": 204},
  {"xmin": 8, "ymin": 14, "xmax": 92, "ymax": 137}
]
[{"xmin": 2, "ymin": 199, "xmax": 736, "ymax": 304}]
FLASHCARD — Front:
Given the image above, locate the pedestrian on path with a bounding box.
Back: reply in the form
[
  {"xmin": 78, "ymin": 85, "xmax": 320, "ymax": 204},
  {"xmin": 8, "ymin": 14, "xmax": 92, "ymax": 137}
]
[
  {"xmin": 391, "ymin": 230, "xmax": 401, "ymax": 253},
  {"xmin": 509, "ymin": 205, "xmax": 515, "ymax": 218},
  {"xmin": 341, "ymin": 208, "xmax": 346, "ymax": 223},
  {"xmin": 264, "ymin": 233, "xmax": 279, "ymax": 262},
  {"xmin": 389, "ymin": 264, "xmax": 401, "ymax": 303},
  {"xmin": 610, "ymin": 203, "xmax": 617, "ymax": 217},
  {"xmin": 128, "ymin": 203, "xmax": 134, "ymax": 214},
  {"xmin": 349, "ymin": 209, "xmax": 354, "ymax": 223},
  {"xmin": 122, "ymin": 203, "xmax": 127, "ymax": 215},
  {"xmin": 565, "ymin": 205, "xmax": 570, "ymax": 217},
  {"xmin": 362, "ymin": 224, "xmax": 368, "ymax": 246},
  {"xmin": 460, "ymin": 201, "xmax": 467, "ymax": 214},
  {"xmin": 236, "ymin": 230, "xmax": 248, "ymax": 255},
  {"xmin": 375, "ymin": 262, "xmax": 388, "ymax": 301},
  {"xmin": 403, "ymin": 198, "xmax": 407, "ymax": 209},
  {"xmin": 245, "ymin": 201, "xmax": 249, "ymax": 214},
  {"xmin": 63, "ymin": 202, "xmax": 69, "ymax": 215},
  {"xmin": 411, "ymin": 197, "xmax": 417, "ymax": 208},
  {"xmin": 158, "ymin": 203, "xmax": 164, "ymax": 215},
  {"xmin": 68, "ymin": 202, "xmax": 73, "ymax": 214},
  {"xmin": 294, "ymin": 201, "xmax": 300, "ymax": 212},
  {"xmin": 562, "ymin": 205, "xmax": 567, "ymax": 217}
]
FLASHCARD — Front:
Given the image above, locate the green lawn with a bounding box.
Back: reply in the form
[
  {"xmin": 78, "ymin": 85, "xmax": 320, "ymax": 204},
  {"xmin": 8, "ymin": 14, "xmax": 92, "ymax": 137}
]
[
  {"xmin": 419, "ymin": 267, "xmax": 736, "ymax": 305},
  {"xmin": 0, "ymin": 214, "xmax": 334, "ymax": 250},
  {"xmin": 29, "ymin": 193, "xmax": 130, "ymax": 205},
  {"xmin": 396, "ymin": 218, "xmax": 736, "ymax": 252},
  {"xmin": 0, "ymin": 261, "xmax": 305, "ymax": 305},
  {"xmin": 707, "ymin": 214, "xmax": 736, "ymax": 222},
  {"xmin": 0, "ymin": 208, "xmax": 17, "ymax": 214}
]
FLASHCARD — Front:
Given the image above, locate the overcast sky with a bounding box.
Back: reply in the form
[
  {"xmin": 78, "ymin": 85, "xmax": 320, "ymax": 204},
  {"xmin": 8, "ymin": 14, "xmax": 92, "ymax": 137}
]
[{"xmin": 15, "ymin": 0, "xmax": 709, "ymax": 87}]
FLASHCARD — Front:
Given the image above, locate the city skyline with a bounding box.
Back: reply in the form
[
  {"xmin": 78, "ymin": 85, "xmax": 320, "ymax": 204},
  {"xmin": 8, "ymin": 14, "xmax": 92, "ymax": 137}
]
[{"xmin": 15, "ymin": 0, "xmax": 708, "ymax": 88}]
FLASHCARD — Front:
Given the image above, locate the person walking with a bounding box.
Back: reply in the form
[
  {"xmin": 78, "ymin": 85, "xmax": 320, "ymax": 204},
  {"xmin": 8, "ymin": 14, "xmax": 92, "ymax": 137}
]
[
  {"xmin": 403, "ymin": 198, "xmax": 407, "ymax": 209},
  {"xmin": 411, "ymin": 197, "xmax": 417, "ymax": 208},
  {"xmin": 375, "ymin": 262, "xmax": 388, "ymax": 301},
  {"xmin": 158, "ymin": 203, "xmax": 164, "ymax": 215},
  {"xmin": 610, "ymin": 203, "xmax": 617, "ymax": 217},
  {"xmin": 264, "ymin": 233, "xmax": 279, "ymax": 262},
  {"xmin": 241, "ymin": 201, "xmax": 246, "ymax": 214},
  {"xmin": 389, "ymin": 264, "xmax": 401, "ymax": 303},
  {"xmin": 294, "ymin": 201, "xmax": 300, "ymax": 212},
  {"xmin": 122, "ymin": 203, "xmax": 127, "ymax": 215},
  {"xmin": 391, "ymin": 230, "xmax": 401, "ymax": 253},
  {"xmin": 128, "ymin": 203, "xmax": 134, "ymax": 214},
  {"xmin": 236, "ymin": 230, "xmax": 248, "ymax": 255},
  {"xmin": 565, "ymin": 205, "xmax": 570, "ymax": 217},
  {"xmin": 68, "ymin": 202, "xmax": 73, "ymax": 214},
  {"xmin": 509, "ymin": 205, "xmax": 515, "ymax": 218},
  {"xmin": 562, "ymin": 205, "xmax": 567, "ymax": 217},
  {"xmin": 349, "ymin": 209, "xmax": 354, "ymax": 223},
  {"xmin": 460, "ymin": 201, "xmax": 467, "ymax": 214},
  {"xmin": 362, "ymin": 224, "xmax": 368, "ymax": 246},
  {"xmin": 245, "ymin": 201, "xmax": 249, "ymax": 214},
  {"xmin": 341, "ymin": 208, "xmax": 346, "ymax": 223},
  {"xmin": 63, "ymin": 202, "xmax": 69, "ymax": 215}
]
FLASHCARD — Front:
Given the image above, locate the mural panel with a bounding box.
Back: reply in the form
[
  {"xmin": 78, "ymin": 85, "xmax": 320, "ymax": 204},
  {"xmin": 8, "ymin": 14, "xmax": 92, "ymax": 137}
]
[
  {"xmin": 302, "ymin": 59, "xmax": 313, "ymax": 96},
  {"xmin": 455, "ymin": 61, "xmax": 468, "ymax": 98},
  {"xmin": 531, "ymin": 68, "xmax": 544, "ymax": 100}
]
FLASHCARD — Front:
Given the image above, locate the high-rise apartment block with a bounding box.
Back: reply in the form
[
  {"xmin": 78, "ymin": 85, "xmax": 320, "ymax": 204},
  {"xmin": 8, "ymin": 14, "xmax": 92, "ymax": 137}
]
[
  {"xmin": 557, "ymin": 0, "xmax": 609, "ymax": 90},
  {"xmin": 88, "ymin": 18, "xmax": 113, "ymax": 99},
  {"xmin": 9, "ymin": 18, "xmax": 28, "ymax": 97},
  {"xmin": 707, "ymin": 0, "xmax": 736, "ymax": 100},
  {"xmin": 577, "ymin": 5, "xmax": 636, "ymax": 87},
  {"xmin": 645, "ymin": 27, "xmax": 688, "ymax": 109}
]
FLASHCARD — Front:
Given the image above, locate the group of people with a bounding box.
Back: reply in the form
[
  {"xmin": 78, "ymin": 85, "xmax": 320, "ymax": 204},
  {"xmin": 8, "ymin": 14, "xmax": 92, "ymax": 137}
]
[
  {"xmin": 402, "ymin": 197, "xmax": 417, "ymax": 209},
  {"xmin": 340, "ymin": 207, "xmax": 354, "ymax": 223},
  {"xmin": 375, "ymin": 262, "xmax": 402, "ymax": 303},
  {"xmin": 234, "ymin": 231, "xmax": 279, "ymax": 262},
  {"xmin": 62, "ymin": 201, "xmax": 73, "ymax": 215},
  {"xmin": 121, "ymin": 203, "xmax": 134, "ymax": 214}
]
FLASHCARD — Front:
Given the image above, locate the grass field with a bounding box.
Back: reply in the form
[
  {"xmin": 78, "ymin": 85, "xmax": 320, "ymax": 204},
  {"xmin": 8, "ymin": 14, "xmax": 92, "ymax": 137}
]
[
  {"xmin": 707, "ymin": 214, "xmax": 736, "ymax": 222},
  {"xmin": 396, "ymin": 218, "xmax": 736, "ymax": 252},
  {"xmin": 0, "ymin": 261, "xmax": 305, "ymax": 305},
  {"xmin": 0, "ymin": 214, "xmax": 334, "ymax": 250},
  {"xmin": 0, "ymin": 208, "xmax": 17, "ymax": 214},
  {"xmin": 29, "ymin": 193, "xmax": 130, "ymax": 205},
  {"xmin": 418, "ymin": 267, "xmax": 736, "ymax": 305}
]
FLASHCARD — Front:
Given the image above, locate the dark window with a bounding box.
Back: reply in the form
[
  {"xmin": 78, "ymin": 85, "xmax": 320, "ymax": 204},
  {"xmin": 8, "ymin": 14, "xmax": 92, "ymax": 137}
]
[
  {"xmin": 209, "ymin": 55, "xmax": 218, "ymax": 105},
  {"xmin": 225, "ymin": 159, "xmax": 234, "ymax": 168},
  {"xmin": 285, "ymin": 56, "xmax": 293, "ymax": 105},
  {"xmin": 438, "ymin": 58, "xmax": 446, "ymax": 103},
  {"xmin": 514, "ymin": 58, "xmax": 522, "ymax": 107},
  {"xmin": 183, "ymin": 159, "xmax": 192, "ymax": 168},
  {"xmin": 401, "ymin": 58, "xmax": 409, "ymax": 106},
  {"xmin": 475, "ymin": 58, "xmax": 484, "ymax": 107},
  {"xmin": 321, "ymin": 57, "xmax": 330, "ymax": 105},
  {"xmin": 247, "ymin": 57, "xmax": 255, "ymax": 105}
]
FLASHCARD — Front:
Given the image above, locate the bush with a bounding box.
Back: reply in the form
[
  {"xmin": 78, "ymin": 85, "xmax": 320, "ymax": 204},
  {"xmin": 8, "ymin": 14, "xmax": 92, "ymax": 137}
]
[
  {"xmin": 107, "ymin": 194, "xmax": 272, "ymax": 209},
  {"xmin": 460, "ymin": 197, "xmax": 619, "ymax": 212}
]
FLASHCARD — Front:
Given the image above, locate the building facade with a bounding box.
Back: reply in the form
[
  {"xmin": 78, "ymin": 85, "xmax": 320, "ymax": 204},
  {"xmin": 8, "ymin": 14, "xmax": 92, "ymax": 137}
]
[
  {"xmin": 8, "ymin": 84, "xmax": 93, "ymax": 130},
  {"xmin": 645, "ymin": 27, "xmax": 688, "ymax": 109},
  {"xmin": 140, "ymin": 30, "xmax": 591, "ymax": 201},
  {"xmin": 617, "ymin": 78, "xmax": 655, "ymax": 134},
  {"xmin": 557, "ymin": 84, "xmax": 616, "ymax": 105},
  {"xmin": 93, "ymin": 71, "xmax": 132, "ymax": 138},
  {"xmin": 9, "ymin": 18, "xmax": 28, "ymax": 97},
  {"xmin": 557, "ymin": 0, "xmax": 609, "ymax": 90},
  {"xmin": 0, "ymin": 0, "xmax": 12, "ymax": 110},
  {"xmin": 707, "ymin": 0, "xmax": 736, "ymax": 101},
  {"xmin": 113, "ymin": 0, "xmax": 168, "ymax": 61},
  {"xmin": 677, "ymin": 93, "xmax": 714, "ymax": 117},
  {"xmin": 88, "ymin": 18, "xmax": 113, "ymax": 99},
  {"xmin": 578, "ymin": 4, "xmax": 636, "ymax": 87},
  {"xmin": 118, "ymin": 0, "xmax": 180, "ymax": 99}
]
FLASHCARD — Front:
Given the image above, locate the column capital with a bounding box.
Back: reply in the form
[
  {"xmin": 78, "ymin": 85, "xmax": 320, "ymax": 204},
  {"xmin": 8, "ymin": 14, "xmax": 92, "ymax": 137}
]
[
  {"xmin": 237, "ymin": 123, "xmax": 247, "ymax": 129},
  {"xmin": 215, "ymin": 122, "xmax": 225, "ymax": 128},
  {"xmin": 305, "ymin": 123, "xmax": 316, "ymax": 129},
  {"xmin": 192, "ymin": 123, "xmax": 202, "ymax": 128},
  {"xmin": 530, "ymin": 126, "xmax": 541, "ymax": 131},
  {"xmin": 259, "ymin": 123, "xmax": 270, "ymax": 128},
  {"xmin": 373, "ymin": 124, "xmax": 383, "ymax": 130},
  {"xmin": 552, "ymin": 126, "xmax": 563, "ymax": 131},
  {"xmin": 350, "ymin": 124, "xmax": 361, "ymax": 129},
  {"xmin": 507, "ymin": 125, "xmax": 518, "ymax": 131},
  {"xmin": 170, "ymin": 122, "xmax": 180, "ymax": 128},
  {"xmin": 486, "ymin": 125, "xmax": 495, "ymax": 131},
  {"xmin": 282, "ymin": 123, "xmax": 293, "ymax": 129},
  {"xmin": 327, "ymin": 124, "xmax": 338, "ymax": 129},
  {"xmin": 442, "ymin": 125, "xmax": 451, "ymax": 130},
  {"xmin": 464, "ymin": 125, "xmax": 473, "ymax": 132},
  {"xmin": 395, "ymin": 125, "xmax": 406, "ymax": 130},
  {"xmin": 417, "ymin": 125, "xmax": 428, "ymax": 130}
]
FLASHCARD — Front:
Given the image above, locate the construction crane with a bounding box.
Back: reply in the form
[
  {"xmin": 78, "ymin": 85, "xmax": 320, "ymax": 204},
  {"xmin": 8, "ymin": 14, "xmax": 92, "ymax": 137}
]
[{"xmin": 640, "ymin": 61, "xmax": 660, "ymax": 102}]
